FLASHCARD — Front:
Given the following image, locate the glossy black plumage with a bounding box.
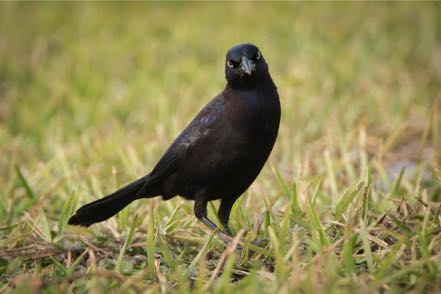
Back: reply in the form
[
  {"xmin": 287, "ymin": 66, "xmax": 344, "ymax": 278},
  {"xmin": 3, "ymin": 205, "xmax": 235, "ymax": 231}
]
[{"xmin": 68, "ymin": 43, "xmax": 280, "ymax": 240}]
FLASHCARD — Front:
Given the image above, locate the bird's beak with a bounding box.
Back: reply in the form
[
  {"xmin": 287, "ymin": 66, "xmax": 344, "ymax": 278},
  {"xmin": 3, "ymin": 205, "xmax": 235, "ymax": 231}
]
[{"xmin": 240, "ymin": 56, "xmax": 255, "ymax": 75}]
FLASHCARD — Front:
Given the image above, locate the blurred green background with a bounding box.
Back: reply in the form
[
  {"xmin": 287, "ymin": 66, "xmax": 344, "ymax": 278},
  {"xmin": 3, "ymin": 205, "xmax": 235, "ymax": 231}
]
[
  {"xmin": 1, "ymin": 3, "xmax": 439, "ymax": 162},
  {"xmin": 1, "ymin": 3, "xmax": 440, "ymax": 292}
]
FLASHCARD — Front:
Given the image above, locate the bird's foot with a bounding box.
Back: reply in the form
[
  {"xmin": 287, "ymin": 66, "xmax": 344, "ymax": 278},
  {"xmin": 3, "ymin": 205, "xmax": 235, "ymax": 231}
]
[
  {"xmin": 216, "ymin": 231, "xmax": 244, "ymax": 264},
  {"xmin": 218, "ymin": 231, "xmax": 268, "ymax": 250},
  {"xmin": 216, "ymin": 231, "xmax": 234, "ymax": 244},
  {"xmin": 250, "ymin": 238, "xmax": 269, "ymax": 247}
]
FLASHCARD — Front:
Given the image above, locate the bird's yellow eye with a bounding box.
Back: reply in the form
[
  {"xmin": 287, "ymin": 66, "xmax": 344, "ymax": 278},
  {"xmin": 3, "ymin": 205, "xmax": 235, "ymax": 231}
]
[
  {"xmin": 256, "ymin": 51, "xmax": 261, "ymax": 60},
  {"xmin": 227, "ymin": 61, "xmax": 234, "ymax": 68}
]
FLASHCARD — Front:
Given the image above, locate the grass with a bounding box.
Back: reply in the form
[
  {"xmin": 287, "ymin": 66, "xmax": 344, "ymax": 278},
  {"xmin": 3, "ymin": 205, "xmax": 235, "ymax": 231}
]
[{"xmin": 1, "ymin": 2, "xmax": 441, "ymax": 293}]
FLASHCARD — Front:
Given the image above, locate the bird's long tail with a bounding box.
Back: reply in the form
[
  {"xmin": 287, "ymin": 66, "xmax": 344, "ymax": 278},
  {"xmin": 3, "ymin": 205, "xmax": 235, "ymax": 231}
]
[{"xmin": 68, "ymin": 175, "xmax": 153, "ymax": 227}]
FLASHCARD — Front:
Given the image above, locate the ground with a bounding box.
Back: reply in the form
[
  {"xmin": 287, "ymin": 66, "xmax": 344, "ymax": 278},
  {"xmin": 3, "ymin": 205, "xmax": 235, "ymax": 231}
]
[{"xmin": 1, "ymin": 3, "xmax": 441, "ymax": 293}]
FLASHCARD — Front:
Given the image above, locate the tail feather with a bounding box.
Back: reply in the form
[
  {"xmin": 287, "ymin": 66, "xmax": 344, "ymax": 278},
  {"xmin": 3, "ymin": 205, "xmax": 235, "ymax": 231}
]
[{"xmin": 68, "ymin": 175, "xmax": 151, "ymax": 227}]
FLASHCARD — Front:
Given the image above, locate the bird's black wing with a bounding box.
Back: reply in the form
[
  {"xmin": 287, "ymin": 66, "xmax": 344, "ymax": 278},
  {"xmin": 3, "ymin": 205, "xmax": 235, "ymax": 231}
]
[{"xmin": 141, "ymin": 94, "xmax": 226, "ymax": 187}]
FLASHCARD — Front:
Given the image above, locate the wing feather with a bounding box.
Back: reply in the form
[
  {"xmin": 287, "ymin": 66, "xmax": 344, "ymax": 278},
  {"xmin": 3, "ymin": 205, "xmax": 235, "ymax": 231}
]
[{"xmin": 145, "ymin": 94, "xmax": 226, "ymax": 185}]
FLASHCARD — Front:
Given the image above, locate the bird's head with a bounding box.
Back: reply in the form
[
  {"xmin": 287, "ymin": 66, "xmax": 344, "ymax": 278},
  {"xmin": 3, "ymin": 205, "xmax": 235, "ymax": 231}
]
[{"xmin": 225, "ymin": 43, "xmax": 269, "ymax": 88}]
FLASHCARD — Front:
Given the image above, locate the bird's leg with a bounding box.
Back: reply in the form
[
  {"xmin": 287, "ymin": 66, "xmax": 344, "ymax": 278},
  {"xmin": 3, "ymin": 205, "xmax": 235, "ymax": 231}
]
[
  {"xmin": 219, "ymin": 198, "xmax": 268, "ymax": 249},
  {"xmin": 218, "ymin": 198, "xmax": 244, "ymax": 264},
  {"xmin": 218, "ymin": 198, "xmax": 236, "ymax": 236},
  {"xmin": 194, "ymin": 197, "xmax": 233, "ymax": 245}
]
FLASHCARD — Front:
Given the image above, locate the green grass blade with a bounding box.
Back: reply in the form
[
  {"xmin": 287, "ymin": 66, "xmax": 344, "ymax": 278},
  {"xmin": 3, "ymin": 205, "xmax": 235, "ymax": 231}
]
[
  {"xmin": 335, "ymin": 182, "xmax": 364, "ymax": 220},
  {"xmin": 147, "ymin": 204, "xmax": 156, "ymax": 271},
  {"xmin": 66, "ymin": 249, "xmax": 88, "ymax": 277},
  {"xmin": 306, "ymin": 191, "xmax": 330, "ymax": 248},
  {"xmin": 390, "ymin": 166, "xmax": 405, "ymax": 198},
  {"xmin": 57, "ymin": 190, "xmax": 77, "ymax": 235},
  {"xmin": 15, "ymin": 165, "xmax": 36, "ymax": 201},
  {"xmin": 115, "ymin": 214, "xmax": 138, "ymax": 273},
  {"xmin": 271, "ymin": 163, "xmax": 294, "ymax": 201},
  {"xmin": 359, "ymin": 217, "xmax": 374, "ymax": 272},
  {"xmin": 342, "ymin": 232, "xmax": 355, "ymax": 274},
  {"xmin": 186, "ymin": 231, "xmax": 215, "ymax": 277}
]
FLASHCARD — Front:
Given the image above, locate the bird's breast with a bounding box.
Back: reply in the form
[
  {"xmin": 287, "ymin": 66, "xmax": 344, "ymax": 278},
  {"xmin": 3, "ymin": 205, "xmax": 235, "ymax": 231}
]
[{"xmin": 227, "ymin": 92, "xmax": 280, "ymax": 139}]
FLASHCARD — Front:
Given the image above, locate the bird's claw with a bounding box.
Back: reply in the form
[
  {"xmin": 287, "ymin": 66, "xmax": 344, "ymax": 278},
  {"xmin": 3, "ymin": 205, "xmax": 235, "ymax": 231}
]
[
  {"xmin": 250, "ymin": 238, "xmax": 269, "ymax": 247},
  {"xmin": 216, "ymin": 231, "xmax": 269, "ymax": 267}
]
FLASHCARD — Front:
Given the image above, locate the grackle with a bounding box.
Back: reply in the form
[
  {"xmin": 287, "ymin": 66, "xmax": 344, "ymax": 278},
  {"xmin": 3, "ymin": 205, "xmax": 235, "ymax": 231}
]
[{"xmin": 68, "ymin": 43, "xmax": 281, "ymax": 244}]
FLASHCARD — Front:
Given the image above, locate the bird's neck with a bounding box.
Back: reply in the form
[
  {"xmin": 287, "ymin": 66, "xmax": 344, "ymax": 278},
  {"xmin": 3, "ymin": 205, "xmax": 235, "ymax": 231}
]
[
  {"xmin": 223, "ymin": 74, "xmax": 280, "ymax": 111},
  {"xmin": 226, "ymin": 72, "xmax": 277, "ymax": 93}
]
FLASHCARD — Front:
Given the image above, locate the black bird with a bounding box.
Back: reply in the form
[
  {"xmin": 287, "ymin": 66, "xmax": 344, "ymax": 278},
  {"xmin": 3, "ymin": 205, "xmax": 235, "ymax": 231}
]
[{"xmin": 68, "ymin": 43, "xmax": 281, "ymax": 242}]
